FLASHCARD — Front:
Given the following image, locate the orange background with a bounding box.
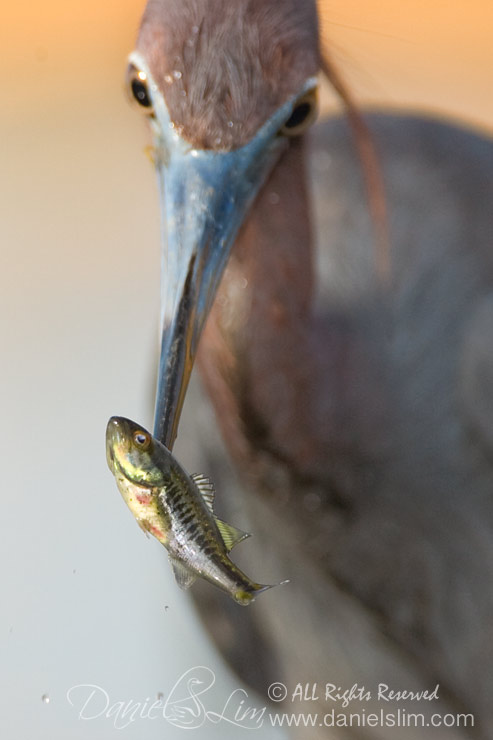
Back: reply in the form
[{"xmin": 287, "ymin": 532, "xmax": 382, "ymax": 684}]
[{"xmin": 318, "ymin": 0, "xmax": 493, "ymax": 131}]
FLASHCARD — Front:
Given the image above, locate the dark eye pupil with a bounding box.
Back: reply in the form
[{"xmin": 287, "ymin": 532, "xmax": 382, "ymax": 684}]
[
  {"xmin": 135, "ymin": 434, "xmax": 147, "ymax": 445},
  {"xmin": 284, "ymin": 102, "xmax": 311, "ymax": 130},
  {"xmin": 131, "ymin": 79, "xmax": 151, "ymax": 108}
]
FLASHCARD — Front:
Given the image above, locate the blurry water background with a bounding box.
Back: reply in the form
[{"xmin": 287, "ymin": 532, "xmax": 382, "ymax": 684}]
[{"xmin": 1, "ymin": 0, "xmax": 492, "ymax": 737}]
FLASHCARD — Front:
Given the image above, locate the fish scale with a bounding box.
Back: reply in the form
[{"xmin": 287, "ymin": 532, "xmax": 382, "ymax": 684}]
[{"xmin": 106, "ymin": 416, "xmax": 287, "ymax": 605}]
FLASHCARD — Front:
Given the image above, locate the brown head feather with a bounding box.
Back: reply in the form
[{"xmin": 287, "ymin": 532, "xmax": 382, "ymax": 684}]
[{"xmin": 137, "ymin": 0, "xmax": 319, "ymax": 149}]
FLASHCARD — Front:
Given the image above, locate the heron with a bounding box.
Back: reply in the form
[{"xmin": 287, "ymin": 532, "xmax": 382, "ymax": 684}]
[{"xmin": 124, "ymin": 0, "xmax": 493, "ymax": 736}]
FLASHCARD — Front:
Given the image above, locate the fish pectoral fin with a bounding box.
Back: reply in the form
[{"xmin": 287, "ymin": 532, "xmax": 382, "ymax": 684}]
[
  {"xmin": 215, "ymin": 518, "xmax": 251, "ymax": 552},
  {"xmin": 191, "ymin": 473, "xmax": 215, "ymax": 513},
  {"xmin": 169, "ymin": 556, "xmax": 197, "ymax": 590}
]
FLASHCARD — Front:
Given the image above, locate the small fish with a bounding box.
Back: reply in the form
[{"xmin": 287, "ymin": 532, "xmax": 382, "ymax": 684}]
[{"xmin": 106, "ymin": 416, "xmax": 287, "ymax": 605}]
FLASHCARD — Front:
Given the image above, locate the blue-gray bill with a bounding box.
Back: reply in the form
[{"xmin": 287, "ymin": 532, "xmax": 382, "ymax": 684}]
[
  {"xmin": 129, "ymin": 47, "xmax": 318, "ymax": 450},
  {"xmin": 152, "ymin": 118, "xmax": 287, "ymax": 450},
  {"xmin": 106, "ymin": 416, "xmax": 287, "ymax": 605}
]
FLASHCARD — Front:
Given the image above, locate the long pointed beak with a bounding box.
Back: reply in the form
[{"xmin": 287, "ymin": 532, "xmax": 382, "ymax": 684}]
[
  {"xmin": 154, "ymin": 131, "xmax": 286, "ymax": 449},
  {"xmin": 137, "ymin": 56, "xmax": 317, "ymax": 449}
]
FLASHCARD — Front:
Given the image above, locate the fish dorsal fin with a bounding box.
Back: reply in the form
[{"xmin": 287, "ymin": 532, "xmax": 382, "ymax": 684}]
[
  {"xmin": 169, "ymin": 556, "xmax": 197, "ymax": 590},
  {"xmin": 215, "ymin": 518, "xmax": 251, "ymax": 552},
  {"xmin": 191, "ymin": 473, "xmax": 215, "ymax": 513}
]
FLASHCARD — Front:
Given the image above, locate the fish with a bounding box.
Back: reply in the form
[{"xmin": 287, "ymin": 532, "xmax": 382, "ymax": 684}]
[{"xmin": 105, "ymin": 416, "xmax": 287, "ymax": 605}]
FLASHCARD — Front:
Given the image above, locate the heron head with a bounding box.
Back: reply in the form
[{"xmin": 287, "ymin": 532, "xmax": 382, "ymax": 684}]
[{"xmin": 127, "ymin": 0, "xmax": 320, "ymax": 447}]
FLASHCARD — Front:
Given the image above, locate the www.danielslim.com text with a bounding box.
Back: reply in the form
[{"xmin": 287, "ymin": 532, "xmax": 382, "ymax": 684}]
[{"xmin": 269, "ymin": 708, "xmax": 474, "ymax": 730}]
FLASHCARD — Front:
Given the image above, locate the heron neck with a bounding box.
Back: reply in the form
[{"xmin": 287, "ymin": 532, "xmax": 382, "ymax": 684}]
[{"xmin": 197, "ymin": 138, "xmax": 379, "ymax": 485}]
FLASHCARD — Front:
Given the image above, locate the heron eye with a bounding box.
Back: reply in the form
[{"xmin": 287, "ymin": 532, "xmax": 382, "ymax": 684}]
[
  {"xmin": 126, "ymin": 64, "xmax": 154, "ymax": 115},
  {"xmin": 132, "ymin": 79, "xmax": 151, "ymax": 107},
  {"xmin": 279, "ymin": 87, "xmax": 318, "ymax": 137},
  {"xmin": 133, "ymin": 431, "xmax": 151, "ymax": 449}
]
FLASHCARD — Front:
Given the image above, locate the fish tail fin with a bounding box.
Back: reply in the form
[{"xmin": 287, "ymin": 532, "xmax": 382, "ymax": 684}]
[{"xmin": 234, "ymin": 579, "xmax": 290, "ymax": 606}]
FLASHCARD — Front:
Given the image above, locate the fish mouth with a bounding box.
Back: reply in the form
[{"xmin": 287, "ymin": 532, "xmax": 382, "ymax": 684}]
[
  {"xmin": 138, "ymin": 53, "xmax": 318, "ymax": 449},
  {"xmin": 105, "ymin": 417, "xmax": 131, "ymax": 476},
  {"xmin": 106, "ymin": 416, "xmax": 127, "ymax": 444}
]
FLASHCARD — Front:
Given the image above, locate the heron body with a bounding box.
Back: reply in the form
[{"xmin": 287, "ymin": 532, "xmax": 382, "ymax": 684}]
[
  {"xmin": 127, "ymin": 0, "xmax": 493, "ymax": 737},
  {"xmin": 195, "ymin": 116, "xmax": 493, "ymax": 740}
]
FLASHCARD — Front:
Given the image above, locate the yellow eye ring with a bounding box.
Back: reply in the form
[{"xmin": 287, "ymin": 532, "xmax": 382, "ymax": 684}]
[
  {"xmin": 125, "ymin": 64, "xmax": 155, "ymax": 115},
  {"xmin": 133, "ymin": 430, "xmax": 151, "ymax": 450},
  {"xmin": 279, "ymin": 87, "xmax": 318, "ymax": 137}
]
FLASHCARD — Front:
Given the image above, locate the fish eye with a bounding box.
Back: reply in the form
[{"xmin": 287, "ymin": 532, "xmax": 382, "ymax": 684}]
[
  {"xmin": 279, "ymin": 87, "xmax": 318, "ymax": 137},
  {"xmin": 133, "ymin": 431, "xmax": 151, "ymax": 449},
  {"xmin": 126, "ymin": 64, "xmax": 154, "ymax": 114}
]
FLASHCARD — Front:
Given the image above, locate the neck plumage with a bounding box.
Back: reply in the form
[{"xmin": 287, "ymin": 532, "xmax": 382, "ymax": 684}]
[{"xmin": 197, "ymin": 137, "xmax": 386, "ymax": 494}]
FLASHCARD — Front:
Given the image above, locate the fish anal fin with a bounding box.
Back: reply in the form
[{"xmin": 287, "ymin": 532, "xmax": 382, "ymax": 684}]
[
  {"xmin": 169, "ymin": 556, "xmax": 197, "ymax": 590},
  {"xmin": 192, "ymin": 473, "xmax": 215, "ymax": 513},
  {"xmin": 215, "ymin": 518, "xmax": 251, "ymax": 552}
]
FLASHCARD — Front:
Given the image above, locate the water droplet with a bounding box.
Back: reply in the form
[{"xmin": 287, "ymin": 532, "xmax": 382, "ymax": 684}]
[
  {"xmin": 192, "ymin": 25, "xmax": 199, "ymax": 34},
  {"xmin": 164, "ymin": 605, "xmax": 169, "ymax": 612},
  {"xmin": 214, "ymin": 136, "xmax": 222, "ymax": 146},
  {"xmin": 227, "ymin": 121, "xmax": 234, "ymax": 128},
  {"xmin": 157, "ymin": 692, "xmax": 164, "ymax": 700},
  {"xmin": 180, "ymin": 90, "xmax": 187, "ymax": 97},
  {"xmin": 172, "ymin": 70, "xmax": 182, "ymax": 80},
  {"xmin": 190, "ymin": 149, "xmax": 198, "ymax": 158},
  {"xmin": 186, "ymin": 38, "xmax": 195, "ymax": 47},
  {"xmin": 72, "ymin": 569, "xmax": 76, "ymax": 574},
  {"xmin": 168, "ymin": 121, "xmax": 175, "ymax": 129},
  {"xmin": 268, "ymin": 192, "xmax": 280, "ymax": 205},
  {"xmin": 164, "ymin": 74, "xmax": 173, "ymax": 84},
  {"xmin": 41, "ymin": 694, "xmax": 50, "ymax": 704},
  {"xmin": 239, "ymin": 277, "xmax": 248, "ymax": 289}
]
